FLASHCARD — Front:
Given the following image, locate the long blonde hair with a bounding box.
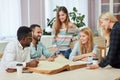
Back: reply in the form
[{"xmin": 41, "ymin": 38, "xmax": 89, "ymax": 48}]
[
  {"xmin": 97, "ymin": 12, "xmax": 118, "ymax": 45},
  {"xmin": 54, "ymin": 6, "xmax": 70, "ymax": 36},
  {"xmin": 80, "ymin": 27, "xmax": 94, "ymax": 54}
]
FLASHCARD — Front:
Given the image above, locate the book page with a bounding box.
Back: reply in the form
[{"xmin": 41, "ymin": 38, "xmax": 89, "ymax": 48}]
[
  {"xmin": 55, "ymin": 55, "xmax": 87, "ymax": 66},
  {"xmin": 50, "ymin": 55, "xmax": 87, "ymax": 70},
  {"xmin": 27, "ymin": 55, "xmax": 69, "ymax": 74},
  {"xmin": 36, "ymin": 60, "xmax": 68, "ymax": 70},
  {"xmin": 54, "ymin": 55, "xmax": 72, "ymax": 64},
  {"xmin": 28, "ymin": 55, "xmax": 87, "ymax": 74},
  {"xmin": 68, "ymin": 60, "xmax": 87, "ymax": 70},
  {"xmin": 68, "ymin": 60, "xmax": 87, "ymax": 66}
]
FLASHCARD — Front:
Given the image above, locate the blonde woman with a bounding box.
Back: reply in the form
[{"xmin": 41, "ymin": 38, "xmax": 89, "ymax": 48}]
[
  {"xmin": 69, "ymin": 27, "xmax": 97, "ymax": 61},
  {"xmin": 88, "ymin": 12, "xmax": 120, "ymax": 69}
]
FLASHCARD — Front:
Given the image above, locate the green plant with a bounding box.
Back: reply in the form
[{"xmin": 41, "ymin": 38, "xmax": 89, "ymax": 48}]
[
  {"xmin": 45, "ymin": 6, "xmax": 85, "ymax": 35},
  {"xmin": 43, "ymin": 29, "xmax": 51, "ymax": 35},
  {"xmin": 47, "ymin": 17, "xmax": 55, "ymax": 28},
  {"xmin": 69, "ymin": 7, "xmax": 85, "ymax": 28},
  {"xmin": 46, "ymin": 6, "xmax": 59, "ymax": 28},
  {"xmin": 47, "ymin": 6, "xmax": 85, "ymax": 28}
]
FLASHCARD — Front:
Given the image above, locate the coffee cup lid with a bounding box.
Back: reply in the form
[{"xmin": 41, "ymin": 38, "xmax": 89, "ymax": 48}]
[{"xmin": 16, "ymin": 63, "xmax": 23, "ymax": 66}]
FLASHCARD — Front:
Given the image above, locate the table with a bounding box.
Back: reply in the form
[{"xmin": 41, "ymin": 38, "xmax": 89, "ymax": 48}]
[{"xmin": 0, "ymin": 66, "xmax": 119, "ymax": 80}]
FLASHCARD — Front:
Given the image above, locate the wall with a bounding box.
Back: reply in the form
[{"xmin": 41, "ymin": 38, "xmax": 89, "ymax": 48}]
[
  {"xmin": 0, "ymin": 41, "xmax": 8, "ymax": 54},
  {"xmin": 45, "ymin": 0, "xmax": 88, "ymax": 28},
  {"xmin": 88, "ymin": 0, "xmax": 98, "ymax": 34},
  {"xmin": 21, "ymin": 0, "xmax": 45, "ymax": 28},
  {"xmin": 21, "ymin": 0, "xmax": 89, "ymax": 30}
]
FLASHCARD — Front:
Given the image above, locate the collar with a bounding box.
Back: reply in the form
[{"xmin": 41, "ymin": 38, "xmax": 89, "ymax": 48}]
[{"xmin": 17, "ymin": 40, "xmax": 24, "ymax": 49}]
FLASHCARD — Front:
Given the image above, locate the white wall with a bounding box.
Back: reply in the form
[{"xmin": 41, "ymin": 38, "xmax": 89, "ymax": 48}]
[
  {"xmin": 45, "ymin": 0, "xmax": 88, "ymax": 28},
  {"xmin": 21, "ymin": 0, "xmax": 89, "ymax": 31}
]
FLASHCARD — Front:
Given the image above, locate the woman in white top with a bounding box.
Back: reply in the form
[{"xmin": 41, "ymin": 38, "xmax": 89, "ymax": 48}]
[{"xmin": 69, "ymin": 27, "xmax": 98, "ymax": 61}]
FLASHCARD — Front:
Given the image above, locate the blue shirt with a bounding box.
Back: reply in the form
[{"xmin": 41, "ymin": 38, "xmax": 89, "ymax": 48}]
[
  {"xmin": 30, "ymin": 41, "xmax": 51, "ymax": 60},
  {"xmin": 69, "ymin": 41, "xmax": 98, "ymax": 60}
]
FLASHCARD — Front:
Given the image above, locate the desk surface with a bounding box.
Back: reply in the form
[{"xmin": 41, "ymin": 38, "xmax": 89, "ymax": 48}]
[{"xmin": 0, "ymin": 66, "xmax": 119, "ymax": 80}]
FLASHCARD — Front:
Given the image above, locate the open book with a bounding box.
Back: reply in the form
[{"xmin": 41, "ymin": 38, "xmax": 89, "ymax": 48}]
[{"xmin": 27, "ymin": 55, "xmax": 87, "ymax": 74}]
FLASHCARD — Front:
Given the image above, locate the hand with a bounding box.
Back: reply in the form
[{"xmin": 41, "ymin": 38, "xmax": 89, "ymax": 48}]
[
  {"xmin": 48, "ymin": 57, "xmax": 55, "ymax": 62},
  {"xmin": 6, "ymin": 68, "xmax": 16, "ymax": 73},
  {"xmin": 115, "ymin": 77, "xmax": 120, "ymax": 80},
  {"xmin": 87, "ymin": 64, "xmax": 100, "ymax": 69},
  {"xmin": 55, "ymin": 47, "xmax": 59, "ymax": 51},
  {"xmin": 38, "ymin": 58, "xmax": 47, "ymax": 61},
  {"xmin": 85, "ymin": 53, "xmax": 97, "ymax": 57},
  {"xmin": 26, "ymin": 60, "xmax": 39, "ymax": 67},
  {"xmin": 47, "ymin": 55, "xmax": 57, "ymax": 62},
  {"xmin": 81, "ymin": 57, "xmax": 88, "ymax": 61}
]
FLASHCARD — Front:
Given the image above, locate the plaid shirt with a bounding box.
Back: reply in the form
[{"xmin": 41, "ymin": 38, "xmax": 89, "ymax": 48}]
[{"xmin": 99, "ymin": 22, "xmax": 120, "ymax": 68}]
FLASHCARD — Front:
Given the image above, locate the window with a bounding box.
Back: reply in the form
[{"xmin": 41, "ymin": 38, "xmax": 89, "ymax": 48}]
[{"xmin": 0, "ymin": 0, "xmax": 21, "ymax": 40}]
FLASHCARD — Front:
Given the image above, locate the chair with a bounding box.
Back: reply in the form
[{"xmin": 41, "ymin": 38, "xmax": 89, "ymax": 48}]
[
  {"xmin": 94, "ymin": 36, "xmax": 107, "ymax": 61},
  {"xmin": 94, "ymin": 36, "xmax": 106, "ymax": 47},
  {"xmin": 0, "ymin": 53, "xmax": 3, "ymax": 59},
  {"xmin": 97, "ymin": 46, "xmax": 107, "ymax": 61}
]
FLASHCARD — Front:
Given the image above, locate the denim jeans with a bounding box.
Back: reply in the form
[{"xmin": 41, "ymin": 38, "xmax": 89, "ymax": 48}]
[{"xmin": 54, "ymin": 48, "xmax": 71, "ymax": 59}]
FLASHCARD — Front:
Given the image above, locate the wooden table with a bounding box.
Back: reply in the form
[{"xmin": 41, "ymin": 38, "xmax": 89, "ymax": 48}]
[{"xmin": 0, "ymin": 66, "xmax": 119, "ymax": 80}]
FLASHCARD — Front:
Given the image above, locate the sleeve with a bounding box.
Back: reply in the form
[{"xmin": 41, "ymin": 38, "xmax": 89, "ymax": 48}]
[
  {"xmin": 1, "ymin": 42, "xmax": 25, "ymax": 69},
  {"xmin": 24, "ymin": 47, "xmax": 31, "ymax": 63},
  {"xmin": 41, "ymin": 43, "xmax": 51, "ymax": 58},
  {"xmin": 52, "ymin": 36, "xmax": 57, "ymax": 46},
  {"xmin": 68, "ymin": 27, "xmax": 80, "ymax": 41},
  {"xmin": 69, "ymin": 41, "xmax": 80, "ymax": 60},
  {"xmin": 99, "ymin": 29, "xmax": 120, "ymax": 67},
  {"xmin": 68, "ymin": 27, "xmax": 78, "ymax": 33}
]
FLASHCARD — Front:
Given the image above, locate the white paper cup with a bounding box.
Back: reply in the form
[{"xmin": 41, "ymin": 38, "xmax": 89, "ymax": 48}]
[
  {"xmin": 16, "ymin": 64, "xmax": 23, "ymax": 76},
  {"xmin": 93, "ymin": 60, "xmax": 98, "ymax": 64}
]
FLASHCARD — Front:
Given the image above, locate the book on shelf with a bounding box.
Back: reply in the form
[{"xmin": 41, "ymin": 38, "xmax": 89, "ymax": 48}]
[{"xmin": 27, "ymin": 55, "xmax": 87, "ymax": 74}]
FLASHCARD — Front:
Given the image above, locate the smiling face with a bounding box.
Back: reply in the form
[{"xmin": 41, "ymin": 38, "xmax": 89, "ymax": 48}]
[
  {"xmin": 99, "ymin": 18, "xmax": 110, "ymax": 31},
  {"xmin": 80, "ymin": 32, "xmax": 89, "ymax": 44},
  {"xmin": 32, "ymin": 26, "xmax": 42, "ymax": 41},
  {"xmin": 98, "ymin": 12, "xmax": 118, "ymax": 32},
  {"xmin": 58, "ymin": 11, "xmax": 67, "ymax": 23},
  {"xmin": 79, "ymin": 27, "xmax": 94, "ymax": 54}
]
